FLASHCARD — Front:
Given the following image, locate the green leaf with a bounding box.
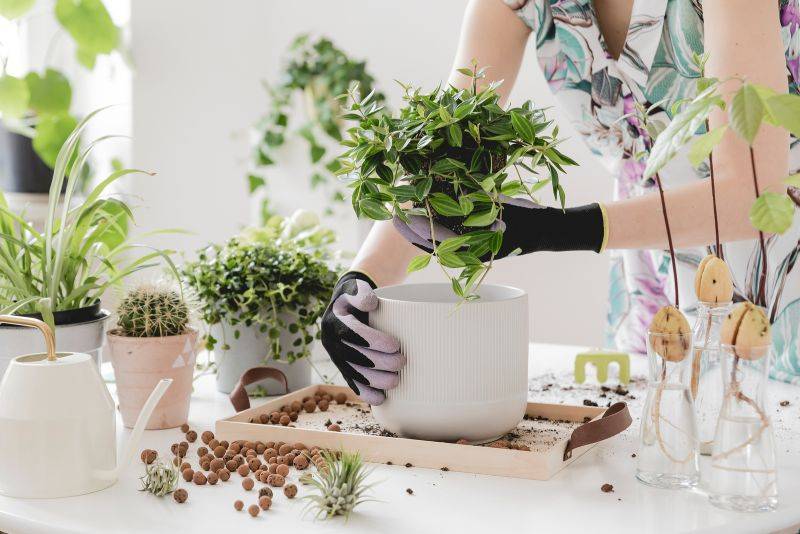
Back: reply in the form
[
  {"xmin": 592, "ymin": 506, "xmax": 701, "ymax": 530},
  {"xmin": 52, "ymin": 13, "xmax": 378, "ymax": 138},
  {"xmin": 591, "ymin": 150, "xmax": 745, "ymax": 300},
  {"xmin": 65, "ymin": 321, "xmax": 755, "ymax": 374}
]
[
  {"xmin": 25, "ymin": 69, "xmax": 72, "ymax": 116},
  {"xmin": 687, "ymin": 125, "xmax": 726, "ymax": 168},
  {"xmin": 437, "ymin": 235, "xmax": 470, "ymax": 254},
  {"xmin": 447, "ymin": 123, "xmax": 462, "ymax": 147},
  {"xmin": 429, "ymin": 192, "xmax": 464, "ymax": 217},
  {"xmin": 785, "ymin": 174, "xmax": 800, "ymax": 187},
  {"xmin": 0, "ymin": 0, "xmax": 34, "ymax": 19},
  {"xmin": 310, "ymin": 144, "xmax": 325, "ymax": 163},
  {"xmin": 406, "ymin": 253, "xmax": 431, "ymax": 273},
  {"xmin": 0, "ymin": 75, "xmax": 29, "ymax": 118},
  {"xmin": 248, "ymin": 174, "xmax": 265, "ymax": 193},
  {"xmin": 55, "ymin": 0, "xmax": 119, "ymax": 68},
  {"xmin": 764, "ymin": 93, "xmax": 800, "ymax": 138},
  {"xmin": 510, "ymin": 111, "xmax": 535, "ymax": 143},
  {"xmin": 357, "ymin": 198, "xmax": 392, "ymax": 220},
  {"xmin": 451, "ymin": 278, "xmax": 464, "ymax": 297},
  {"xmin": 729, "ymin": 83, "xmax": 764, "ymax": 145},
  {"xmin": 32, "ymin": 113, "xmax": 78, "ymax": 168},
  {"xmin": 458, "ymin": 196, "xmax": 474, "ymax": 215},
  {"xmin": 437, "ymin": 252, "xmax": 465, "ymax": 268},
  {"xmin": 463, "ymin": 205, "xmax": 498, "ymax": 227},
  {"xmin": 749, "ymin": 192, "xmax": 794, "ymax": 234}
]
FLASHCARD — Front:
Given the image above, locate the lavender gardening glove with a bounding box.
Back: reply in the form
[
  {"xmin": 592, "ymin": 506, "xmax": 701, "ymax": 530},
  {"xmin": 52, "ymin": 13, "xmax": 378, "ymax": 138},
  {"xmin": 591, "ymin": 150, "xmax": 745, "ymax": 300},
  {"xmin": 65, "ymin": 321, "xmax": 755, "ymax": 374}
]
[{"xmin": 320, "ymin": 271, "xmax": 406, "ymax": 405}]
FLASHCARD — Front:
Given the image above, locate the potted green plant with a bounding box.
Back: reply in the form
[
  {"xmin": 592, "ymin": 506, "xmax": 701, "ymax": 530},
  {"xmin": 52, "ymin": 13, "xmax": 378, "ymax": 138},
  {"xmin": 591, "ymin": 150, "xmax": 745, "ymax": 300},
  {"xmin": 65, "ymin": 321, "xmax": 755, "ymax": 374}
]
[
  {"xmin": 0, "ymin": 0, "xmax": 122, "ymax": 194},
  {"xmin": 338, "ymin": 62, "xmax": 574, "ymax": 299},
  {"xmin": 106, "ymin": 283, "xmax": 198, "ymax": 430},
  {"xmin": 0, "ymin": 109, "xmax": 178, "ymax": 377},
  {"xmin": 182, "ymin": 225, "xmax": 338, "ymax": 394},
  {"xmin": 248, "ymin": 34, "xmax": 386, "ymax": 220}
]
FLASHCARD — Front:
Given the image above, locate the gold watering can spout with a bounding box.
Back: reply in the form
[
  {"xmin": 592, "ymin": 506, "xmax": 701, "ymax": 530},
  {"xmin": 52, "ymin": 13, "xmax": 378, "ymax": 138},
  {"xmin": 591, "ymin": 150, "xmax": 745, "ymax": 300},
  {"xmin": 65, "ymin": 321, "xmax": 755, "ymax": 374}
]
[{"xmin": 0, "ymin": 315, "xmax": 56, "ymax": 361}]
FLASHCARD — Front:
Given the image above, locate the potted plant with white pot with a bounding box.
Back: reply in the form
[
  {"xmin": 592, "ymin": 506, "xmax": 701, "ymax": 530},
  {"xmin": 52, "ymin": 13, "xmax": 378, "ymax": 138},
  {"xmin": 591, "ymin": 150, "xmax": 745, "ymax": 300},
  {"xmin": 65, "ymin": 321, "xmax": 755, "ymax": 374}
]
[
  {"xmin": 106, "ymin": 283, "xmax": 198, "ymax": 429},
  {"xmin": 0, "ymin": 110, "xmax": 178, "ymax": 376},
  {"xmin": 182, "ymin": 221, "xmax": 338, "ymax": 394},
  {"xmin": 335, "ymin": 64, "xmax": 576, "ymax": 441}
]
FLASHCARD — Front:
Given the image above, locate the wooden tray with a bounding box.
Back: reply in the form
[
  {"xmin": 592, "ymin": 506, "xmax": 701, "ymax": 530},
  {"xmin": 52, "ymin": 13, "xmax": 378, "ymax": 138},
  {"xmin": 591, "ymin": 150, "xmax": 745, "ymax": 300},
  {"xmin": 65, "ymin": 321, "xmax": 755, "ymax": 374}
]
[{"xmin": 216, "ymin": 384, "xmax": 631, "ymax": 481}]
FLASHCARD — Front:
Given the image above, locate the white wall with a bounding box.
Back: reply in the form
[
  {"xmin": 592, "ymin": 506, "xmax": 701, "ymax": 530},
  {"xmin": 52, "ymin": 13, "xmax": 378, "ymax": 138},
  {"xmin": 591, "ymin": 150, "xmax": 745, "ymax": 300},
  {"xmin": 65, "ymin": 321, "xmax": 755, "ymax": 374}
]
[{"xmin": 130, "ymin": 0, "xmax": 614, "ymax": 347}]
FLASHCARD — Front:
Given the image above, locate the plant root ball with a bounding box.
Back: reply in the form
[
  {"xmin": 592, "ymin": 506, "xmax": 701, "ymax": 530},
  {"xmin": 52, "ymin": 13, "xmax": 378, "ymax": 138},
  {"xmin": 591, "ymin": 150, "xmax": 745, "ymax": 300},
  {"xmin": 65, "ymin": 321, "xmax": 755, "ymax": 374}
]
[
  {"xmin": 242, "ymin": 478, "xmax": 254, "ymax": 491},
  {"xmin": 259, "ymin": 496, "xmax": 272, "ymax": 510},
  {"xmin": 234, "ymin": 500, "xmax": 244, "ymax": 511},
  {"xmin": 173, "ymin": 488, "xmax": 188, "ymax": 503},
  {"xmin": 721, "ymin": 301, "xmax": 772, "ymax": 360},
  {"xmin": 140, "ymin": 449, "xmax": 157, "ymax": 464},
  {"xmin": 648, "ymin": 305, "xmax": 691, "ymax": 362},
  {"xmin": 267, "ymin": 474, "xmax": 285, "ymax": 487},
  {"xmin": 201, "ymin": 431, "xmax": 214, "ymax": 445},
  {"xmin": 248, "ymin": 504, "xmax": 260, "ymax": 517},
  {"xmin": 694, "ymin": 254, "xmax": 734, "ymax": 304},
  {"xmin": 283, "ymin": 483, "xmax": 298, "ymax": 499},
  {"xmin": 192, "ymin": 471, "xmax": 207, "ymax": 485}
]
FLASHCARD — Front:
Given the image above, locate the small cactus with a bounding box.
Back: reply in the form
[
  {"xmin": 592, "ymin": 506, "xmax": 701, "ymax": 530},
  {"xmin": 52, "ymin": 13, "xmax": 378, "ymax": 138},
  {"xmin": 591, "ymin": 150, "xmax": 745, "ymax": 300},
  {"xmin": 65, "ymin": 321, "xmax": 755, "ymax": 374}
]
[{"xmin": 116, "ymin": 284, "xmax": 189, "ymax": 337}]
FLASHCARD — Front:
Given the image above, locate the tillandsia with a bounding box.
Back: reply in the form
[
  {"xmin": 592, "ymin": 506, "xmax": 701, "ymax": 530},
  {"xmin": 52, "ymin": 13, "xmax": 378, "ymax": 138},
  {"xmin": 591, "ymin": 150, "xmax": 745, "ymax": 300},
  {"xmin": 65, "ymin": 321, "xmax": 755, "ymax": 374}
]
[
  {"xmin": 139, "ymin": 458, "xmax": 179, "ymax": 497},
  {"xmin": 303, "ymin": 449, "xmax": 375, "ymax": 520},
  {"xmin": 338, "ymin": 61, "xmax": 576, "ymax": 299},
  {"xmin": 181, "ymin": 236, "xmax": 338, "ymax": 363},
  {"xmin": 249, "ymin": 34, "xmax": 386, "ymax": 217},
  {"xmin": 115, "ymin": 283, "xmax": 190, "ymax": 337}
]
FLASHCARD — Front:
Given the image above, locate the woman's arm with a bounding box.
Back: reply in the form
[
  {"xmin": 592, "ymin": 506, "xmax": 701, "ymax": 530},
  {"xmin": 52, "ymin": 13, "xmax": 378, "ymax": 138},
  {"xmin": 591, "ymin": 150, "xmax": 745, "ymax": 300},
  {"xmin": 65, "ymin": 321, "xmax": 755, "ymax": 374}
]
[
  {"xmin": 606, "ymin": 0, "xmax": 788, "ymax": 250},
  {"xmin": 351, "ymin": 0, "xmax": 530, "ymax": 286}
]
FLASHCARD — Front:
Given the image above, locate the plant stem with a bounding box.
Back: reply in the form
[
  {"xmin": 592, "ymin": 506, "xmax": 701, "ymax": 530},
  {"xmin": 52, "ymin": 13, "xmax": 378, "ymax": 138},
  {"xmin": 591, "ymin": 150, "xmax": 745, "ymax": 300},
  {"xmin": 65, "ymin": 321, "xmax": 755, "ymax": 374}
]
[
  {"xmin": 654, "ymin": 172, "xmax": 680, "ymax": 308},
  {"xmin": 748, "ymin": 147, "xmax": 768, "ymax": 307},
  {"xmin": 705, "ymin": 119, "xmax": 722, "ymax": 258}
]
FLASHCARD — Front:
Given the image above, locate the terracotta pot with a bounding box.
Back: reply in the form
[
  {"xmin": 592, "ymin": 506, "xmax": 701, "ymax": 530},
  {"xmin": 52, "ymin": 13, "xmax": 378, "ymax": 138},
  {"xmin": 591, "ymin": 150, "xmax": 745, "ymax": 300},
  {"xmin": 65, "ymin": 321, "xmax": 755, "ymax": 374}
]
[{"xmin": 107, "ymin": 328, "xmax": 198, "ymax": 429}]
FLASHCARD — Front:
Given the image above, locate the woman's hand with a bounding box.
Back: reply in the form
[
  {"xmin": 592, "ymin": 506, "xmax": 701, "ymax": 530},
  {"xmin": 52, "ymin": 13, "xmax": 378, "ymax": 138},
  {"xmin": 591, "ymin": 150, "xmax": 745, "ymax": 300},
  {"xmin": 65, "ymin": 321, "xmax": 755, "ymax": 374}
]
[
  {"xmin": 320, "ymin": 271, "xmax": 406, "ymax": 405},
  {"xmin": 393, "ymin": 196, "xmax": 608, "ymax": 258}
]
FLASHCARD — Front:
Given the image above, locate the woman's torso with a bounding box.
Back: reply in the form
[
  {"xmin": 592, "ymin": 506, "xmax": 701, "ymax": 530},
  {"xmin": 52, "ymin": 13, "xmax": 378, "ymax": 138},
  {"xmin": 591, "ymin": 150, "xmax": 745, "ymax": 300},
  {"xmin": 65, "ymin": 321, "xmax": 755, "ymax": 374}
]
[{"xmin": 505, "ymin": 0, "xmax": 800, "ymax": 383}]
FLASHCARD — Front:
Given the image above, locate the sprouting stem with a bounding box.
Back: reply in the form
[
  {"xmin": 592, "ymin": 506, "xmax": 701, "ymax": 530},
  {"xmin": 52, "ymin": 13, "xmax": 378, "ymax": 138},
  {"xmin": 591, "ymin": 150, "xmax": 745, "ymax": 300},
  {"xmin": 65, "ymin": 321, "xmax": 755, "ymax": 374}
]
[
  {"xmin": 704, "ymin": 119, "xmax": 722, "ymax": 258},
  {"xmin": 748, "ymin": 147, "xmax": 769, "ymax": 307},
  {"xmin": 653, "ymin": 172, "xmax": 680, "ymax": 308}
]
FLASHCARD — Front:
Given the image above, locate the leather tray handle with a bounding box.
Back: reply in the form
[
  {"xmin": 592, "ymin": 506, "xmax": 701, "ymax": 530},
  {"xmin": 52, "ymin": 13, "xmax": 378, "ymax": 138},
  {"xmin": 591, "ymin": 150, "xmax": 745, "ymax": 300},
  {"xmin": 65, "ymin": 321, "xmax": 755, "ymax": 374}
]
[
  {"xmin": 563, "ymin": 402, "xmax": 632, "ymax": 461},
  {"xmin": 229, "ymin": 366, "xmax": 289, "ymax": 413}
]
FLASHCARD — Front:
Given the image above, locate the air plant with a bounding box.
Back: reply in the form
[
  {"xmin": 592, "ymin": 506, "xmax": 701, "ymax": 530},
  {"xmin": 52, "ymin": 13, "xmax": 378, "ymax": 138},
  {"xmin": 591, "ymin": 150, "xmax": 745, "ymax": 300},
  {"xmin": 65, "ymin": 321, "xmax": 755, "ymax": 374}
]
[
  {"xmin": 303, "ymin": 450, "xmax": 376, "ymax": 520},
  {"xmin": 139, "ymin": 458, "xmax": 179, "ymax": 497}
]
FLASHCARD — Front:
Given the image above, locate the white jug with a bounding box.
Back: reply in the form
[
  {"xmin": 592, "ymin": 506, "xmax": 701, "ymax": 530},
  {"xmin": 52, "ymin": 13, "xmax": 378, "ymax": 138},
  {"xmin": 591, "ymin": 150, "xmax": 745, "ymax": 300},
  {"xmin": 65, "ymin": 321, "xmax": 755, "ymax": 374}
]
[{"xmin": 0, "ymin": 315, "xmax": 171, "ymax": 498}]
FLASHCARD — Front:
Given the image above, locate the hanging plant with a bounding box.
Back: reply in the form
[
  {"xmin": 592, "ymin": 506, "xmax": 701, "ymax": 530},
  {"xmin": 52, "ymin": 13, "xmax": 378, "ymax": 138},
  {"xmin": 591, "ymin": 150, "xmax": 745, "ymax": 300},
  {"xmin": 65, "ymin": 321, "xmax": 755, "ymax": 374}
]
[
  {"xmin": 248, "ymin": 34, "xmax": 386, "ymax": 217},
  {"xmin": 337, "ymin": 62, "xmax": 575, "ymax": 300}
]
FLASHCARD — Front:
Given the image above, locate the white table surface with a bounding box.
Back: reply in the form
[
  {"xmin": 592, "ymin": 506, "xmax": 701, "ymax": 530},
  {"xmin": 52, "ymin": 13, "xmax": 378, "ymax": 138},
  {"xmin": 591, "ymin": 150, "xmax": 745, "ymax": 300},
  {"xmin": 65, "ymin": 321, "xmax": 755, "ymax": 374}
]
[{"xmin": 1, "ymin": 343, "xmax": 798, "ymax": 534}]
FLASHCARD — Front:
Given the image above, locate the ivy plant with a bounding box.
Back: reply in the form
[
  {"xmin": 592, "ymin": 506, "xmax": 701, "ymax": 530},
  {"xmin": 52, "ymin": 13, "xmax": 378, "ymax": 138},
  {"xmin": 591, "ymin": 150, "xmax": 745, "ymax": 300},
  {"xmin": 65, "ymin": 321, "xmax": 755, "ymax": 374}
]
[
  {"xmin": 337, "ymin": 63, "xmax": 575, "ymax": 299},
  {"xmin": 0, "ymin": 0, "xmax": 121, "ymax": 168},
  {"xmin": 248, "ymin": 34, "xmax": 385, "ymax": 217},
  {"xmin": 182, "ymin": 235, "xmax": 338, "ymax": 363}
]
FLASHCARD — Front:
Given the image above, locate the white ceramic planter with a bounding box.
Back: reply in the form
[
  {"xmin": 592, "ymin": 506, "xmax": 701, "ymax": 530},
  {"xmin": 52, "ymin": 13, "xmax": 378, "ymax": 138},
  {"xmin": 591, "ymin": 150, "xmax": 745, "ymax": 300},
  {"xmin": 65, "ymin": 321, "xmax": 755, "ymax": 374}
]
[
  {"xmin": 211, "ymin": 320, "xmax": 313, "ymax": 394},
  {"xmin": 370, "ymin": 283, "xmax": 528, "ymax": 442},
  {"xmin": 0, "ymin": 312, "xmax": 109, "ymax": 379}
]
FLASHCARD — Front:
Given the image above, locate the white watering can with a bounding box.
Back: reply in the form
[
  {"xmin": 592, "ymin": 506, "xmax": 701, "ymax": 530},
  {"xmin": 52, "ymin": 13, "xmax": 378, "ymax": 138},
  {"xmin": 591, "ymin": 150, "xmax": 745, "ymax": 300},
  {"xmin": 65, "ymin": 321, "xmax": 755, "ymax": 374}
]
[{"xmin": 0, "ymin": 315, "xmax": 171, "ymax": 498}]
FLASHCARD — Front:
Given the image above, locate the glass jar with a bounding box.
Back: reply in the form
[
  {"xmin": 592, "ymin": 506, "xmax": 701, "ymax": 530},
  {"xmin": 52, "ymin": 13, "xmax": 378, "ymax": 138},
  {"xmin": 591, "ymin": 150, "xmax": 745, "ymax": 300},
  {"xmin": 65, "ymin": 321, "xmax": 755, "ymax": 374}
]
[
  {"xmin": 708, "ymin": 343, "xmax": 777, "ymax": 512},
  {"xmin": 691, "ymin": 302, "xmax": 731, "ymax": 455},
  {"xmin": 636, "ymin": 330, "xmax": 700, "ymax": 489}
]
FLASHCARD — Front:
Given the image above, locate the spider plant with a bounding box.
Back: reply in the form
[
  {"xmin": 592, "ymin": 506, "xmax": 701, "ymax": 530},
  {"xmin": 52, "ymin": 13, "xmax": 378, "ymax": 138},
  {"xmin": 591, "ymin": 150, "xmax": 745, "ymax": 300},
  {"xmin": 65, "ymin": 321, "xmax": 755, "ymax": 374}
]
[{"xmin": 0, "ymin": 108, "xmax": 179, "ymax": 330}]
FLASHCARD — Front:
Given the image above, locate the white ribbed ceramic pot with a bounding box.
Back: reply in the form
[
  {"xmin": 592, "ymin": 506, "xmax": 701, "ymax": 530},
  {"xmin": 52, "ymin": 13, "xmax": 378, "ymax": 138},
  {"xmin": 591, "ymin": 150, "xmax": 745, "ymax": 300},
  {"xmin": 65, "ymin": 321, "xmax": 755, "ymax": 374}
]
[{"xmin": 370, "ymin": 283, "xmax": 528, "ymax": 442}]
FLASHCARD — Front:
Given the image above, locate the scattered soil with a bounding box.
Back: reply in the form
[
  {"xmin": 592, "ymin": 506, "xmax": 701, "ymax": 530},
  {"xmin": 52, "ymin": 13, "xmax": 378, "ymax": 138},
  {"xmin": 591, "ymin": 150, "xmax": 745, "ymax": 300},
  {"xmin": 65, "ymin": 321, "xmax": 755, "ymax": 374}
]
[
  {"xmin": 406, "ymin": 488, "xmax": 414, "ymax": 495},
  {"xmin": 780, "ymin": 400, "xmax": 790, "ymax": 407},
  {"xmin": 601, "ymin": 483, "xmax": 614, "ymax": 493}
]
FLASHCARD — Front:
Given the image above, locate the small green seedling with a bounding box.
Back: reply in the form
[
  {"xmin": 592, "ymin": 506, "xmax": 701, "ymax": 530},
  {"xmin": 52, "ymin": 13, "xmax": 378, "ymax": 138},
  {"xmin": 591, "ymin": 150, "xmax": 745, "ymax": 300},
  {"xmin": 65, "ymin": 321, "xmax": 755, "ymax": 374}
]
[{"xmin": 574, "ymin": 350, "xmax": 630, "ymax": 385}]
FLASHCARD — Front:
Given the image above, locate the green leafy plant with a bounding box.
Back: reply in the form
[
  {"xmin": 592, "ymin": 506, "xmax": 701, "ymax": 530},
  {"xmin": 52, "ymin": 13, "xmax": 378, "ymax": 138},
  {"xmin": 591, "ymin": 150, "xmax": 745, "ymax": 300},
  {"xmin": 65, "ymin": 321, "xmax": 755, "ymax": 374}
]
[
  {"xmin": 139, "ymin": 459, "xmax": 179, "ymax": 497},
  {"xmin": 303, "ymin": 450, "xmax": 375, "ymax": 520},
  {"xmin": 237, "ymin": 208, "xmax": 341, "ymax": 262},
  {"xmin": 181, "ymin": 234, "xmax": 338, "ymax": 362},
  {"xmin": 0, "ymin": 0, "xmax": 122, "ymax": 168},
  {"xmin": 645, "ymin": 56, "xmax": 800, "ymax": 317},
  {"xmin": 0, "ymin": 109, "xmax": 178, "ymax": 331},
  {"xmin": 248, "ymin": 34, "xmax": 386, "ymax": 217},
  {"xmin": 115, "ymin": 284, "xmax": 190, "ymax": 338},
  {"xmin": 338, "ymin": 62, "xmax": 575, "ymax": 299}
]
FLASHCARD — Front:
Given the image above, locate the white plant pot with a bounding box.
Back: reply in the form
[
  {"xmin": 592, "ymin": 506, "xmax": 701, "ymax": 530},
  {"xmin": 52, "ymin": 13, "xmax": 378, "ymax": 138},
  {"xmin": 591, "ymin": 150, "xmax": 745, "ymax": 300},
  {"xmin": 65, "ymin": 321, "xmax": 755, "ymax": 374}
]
[
  {"xmin": 211, "ymin": 320, "xmax": 313, "ymax": 394},
  {"xmin": 370, "ymin": 283, "xmax": 528, "ymax": 442},
  {"xmin": 0, "ymin": 312, "xmax": 109, "ymax": 379}
]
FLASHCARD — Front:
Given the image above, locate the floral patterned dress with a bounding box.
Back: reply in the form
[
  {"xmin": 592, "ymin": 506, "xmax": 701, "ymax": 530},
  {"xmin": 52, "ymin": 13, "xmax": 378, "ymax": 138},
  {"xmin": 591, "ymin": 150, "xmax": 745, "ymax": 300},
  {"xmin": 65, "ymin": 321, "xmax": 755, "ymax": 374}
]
[{"xmin": 505, "ymin": 0, "xmax": 800, "ymax": 383}]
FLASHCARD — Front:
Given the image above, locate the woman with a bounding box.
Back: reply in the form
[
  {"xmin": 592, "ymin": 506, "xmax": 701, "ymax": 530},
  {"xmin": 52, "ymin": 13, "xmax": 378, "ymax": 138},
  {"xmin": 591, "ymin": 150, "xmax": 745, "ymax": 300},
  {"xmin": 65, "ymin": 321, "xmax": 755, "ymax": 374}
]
[{"xmin": 321, "ymin": 0, "xmax": 800, "ymax": 404}]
